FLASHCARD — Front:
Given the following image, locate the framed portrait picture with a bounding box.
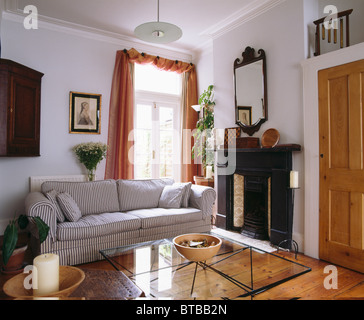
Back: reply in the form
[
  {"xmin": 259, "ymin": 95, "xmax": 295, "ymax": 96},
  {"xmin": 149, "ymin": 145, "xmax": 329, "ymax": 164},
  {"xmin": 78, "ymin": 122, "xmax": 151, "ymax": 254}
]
[
  {"xmin": 69, "ymin": 91, "xmax": 101, "ymax": 134},
  {"xmin": 237, "ymin": 106, "xmax": 252, "ymax": 126}
]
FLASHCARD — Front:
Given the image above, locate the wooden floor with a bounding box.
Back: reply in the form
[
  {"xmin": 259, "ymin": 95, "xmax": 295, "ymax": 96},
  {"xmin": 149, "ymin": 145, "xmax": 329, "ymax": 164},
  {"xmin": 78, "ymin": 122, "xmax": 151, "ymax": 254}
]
[
  {"xmin": 78, "ymin": 250, "xmax": 364, "ymax": 300},
  {"xmin": 252, "ymin": 251, "xmax": 364, "ymax": 300},
  {"xmin": 1, "ymin": 246, "xmax": 364, "ymax": 300}
]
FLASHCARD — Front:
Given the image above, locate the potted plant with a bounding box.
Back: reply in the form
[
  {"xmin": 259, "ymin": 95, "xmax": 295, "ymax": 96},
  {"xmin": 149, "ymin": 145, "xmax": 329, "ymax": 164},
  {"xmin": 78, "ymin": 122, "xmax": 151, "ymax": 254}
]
[
  {"xmin": 192, "ymin": 85, "xmax": 215, "ymax": 174},
  {"xmin": 1, "ymin": 214, "xmax": 49, "ymax": 273},
  {"xmin": 72, "ymin": 142, "xmax": 108, "ymax": 181}
]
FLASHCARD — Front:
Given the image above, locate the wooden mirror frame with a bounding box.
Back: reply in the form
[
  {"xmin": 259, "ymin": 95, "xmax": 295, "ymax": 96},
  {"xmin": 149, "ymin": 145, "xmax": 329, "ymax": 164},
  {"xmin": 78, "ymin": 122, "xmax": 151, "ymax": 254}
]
[{"xmin": 234, "ymin": 46, "xmax": 267, "ymax": 136}]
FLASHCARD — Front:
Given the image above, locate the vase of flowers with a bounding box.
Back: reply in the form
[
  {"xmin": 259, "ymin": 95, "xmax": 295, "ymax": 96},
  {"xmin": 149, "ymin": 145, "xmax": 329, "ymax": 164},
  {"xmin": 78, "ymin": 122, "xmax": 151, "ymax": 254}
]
[{"xmin": 72, "ymin": 142, "xmax": 107, "ymax": 181}]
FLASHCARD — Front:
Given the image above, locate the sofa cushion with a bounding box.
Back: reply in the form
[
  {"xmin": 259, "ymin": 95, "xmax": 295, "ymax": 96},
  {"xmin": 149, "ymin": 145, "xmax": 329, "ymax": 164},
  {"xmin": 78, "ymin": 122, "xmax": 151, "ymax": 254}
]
[
  {"xmin": 56, "ymin": 212, "xmax": 141, "ymax": 241},
  {"xmin": 173, "ymin": 182, "xmax": 192, "ymax": 208},
  {"xmin": 41, "ymin": 180, "xmax": 120, "ymax": 216},
  {"xmin": 117, "ymin": 179, "xmax": 174, "ymax": 211},
  {"xmin": 56, "ymin": 192, "xmax": 82, "ymax": 222},
  {"xmin": 44, "ymin": 189, "xmax": 65, "ymax": 222},
  {"xmin": 125, "ymin": 207, "xmax": 202, "ymax": 229},
  {"xmin": 158, "ymin": 185, "xmax": 184, "ymax": 208}
]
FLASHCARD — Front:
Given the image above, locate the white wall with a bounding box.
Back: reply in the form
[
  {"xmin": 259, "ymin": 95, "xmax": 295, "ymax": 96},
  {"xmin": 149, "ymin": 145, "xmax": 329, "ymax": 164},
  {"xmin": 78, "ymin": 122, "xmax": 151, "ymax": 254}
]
[
  {"xmin": 0, "ymin": 18, "xmax": 117, "ymax": 228},
  {"xmin": 0, "ymin": 12, "xmax": 191, "ymax": 232},
  {"xmin": 194, "ymin": 46, "xmax": 214, "ymax": 98},
  {"xmin": 194, "ymin": 0, "xmax": 364, "ymax": 255},
  {"xmin": 210, "ymin": 0, "xmax": 307, "ymax": 249}
]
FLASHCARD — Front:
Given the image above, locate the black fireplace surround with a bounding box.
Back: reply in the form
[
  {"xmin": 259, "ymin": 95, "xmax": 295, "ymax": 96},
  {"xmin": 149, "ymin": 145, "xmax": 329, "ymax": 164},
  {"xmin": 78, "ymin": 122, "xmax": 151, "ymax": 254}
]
[{"xmin": 216, "ymin": 144, "xmax": 301, "ymax": 249}]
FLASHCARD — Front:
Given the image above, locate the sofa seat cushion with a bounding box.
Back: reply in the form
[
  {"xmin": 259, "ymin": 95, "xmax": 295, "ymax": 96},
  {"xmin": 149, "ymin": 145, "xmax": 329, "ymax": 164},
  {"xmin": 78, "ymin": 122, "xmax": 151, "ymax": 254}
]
[
  {"xmin": 41, "ymin": 180, "xmax": 120, "ymax": 216},
  {"xmin": 56, "ymin": 212, "xmax": 141, "ymax": 241},
  {"xmin": 125, "ymin": 207, "xmax": 202, "ymax": 229}
]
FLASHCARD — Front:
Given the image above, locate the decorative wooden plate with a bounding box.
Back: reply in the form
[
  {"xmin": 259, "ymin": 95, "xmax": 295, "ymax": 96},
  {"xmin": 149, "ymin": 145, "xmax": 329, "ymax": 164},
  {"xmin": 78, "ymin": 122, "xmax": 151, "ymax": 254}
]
[{"xmin": 261, "ymin": 128, "xmax": 280, "ymax": 148}]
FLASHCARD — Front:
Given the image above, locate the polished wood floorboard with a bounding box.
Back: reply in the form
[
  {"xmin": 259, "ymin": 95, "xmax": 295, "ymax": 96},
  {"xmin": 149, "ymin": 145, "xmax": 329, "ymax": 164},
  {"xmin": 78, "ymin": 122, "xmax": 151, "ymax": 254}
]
[
  {"xmin": 1, "ymin": 246, "xmax": 364, "ymax": 300},
  {"xmin": 76, "ymin": 251, "xmax": 364, "ymax": 300}
]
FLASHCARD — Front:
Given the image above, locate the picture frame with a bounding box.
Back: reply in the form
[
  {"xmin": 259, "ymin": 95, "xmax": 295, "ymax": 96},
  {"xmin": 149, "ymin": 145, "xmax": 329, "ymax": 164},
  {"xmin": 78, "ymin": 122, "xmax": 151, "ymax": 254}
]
[
  {"xmin": 237, "ymin": 106, "xmax": 252, "ymax": 126},
  {"xmin": 69, "ymin": 91, "xmax": 101, "ymax": 134}
]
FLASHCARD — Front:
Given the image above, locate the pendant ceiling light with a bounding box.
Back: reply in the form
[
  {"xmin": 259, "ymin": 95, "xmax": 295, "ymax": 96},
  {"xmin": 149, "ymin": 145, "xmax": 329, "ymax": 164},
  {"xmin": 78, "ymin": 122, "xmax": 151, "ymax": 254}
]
[{"xmin": 134, "ymin": 0, "xmax": 182, "ymax": 44}]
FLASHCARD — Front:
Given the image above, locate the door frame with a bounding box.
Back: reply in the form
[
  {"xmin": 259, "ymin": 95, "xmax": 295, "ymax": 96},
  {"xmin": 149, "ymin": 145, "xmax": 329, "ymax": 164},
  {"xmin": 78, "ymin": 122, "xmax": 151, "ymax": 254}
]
[{"xmin": 301, "ymin": 42, "xmax": 364, "ymax": 259}]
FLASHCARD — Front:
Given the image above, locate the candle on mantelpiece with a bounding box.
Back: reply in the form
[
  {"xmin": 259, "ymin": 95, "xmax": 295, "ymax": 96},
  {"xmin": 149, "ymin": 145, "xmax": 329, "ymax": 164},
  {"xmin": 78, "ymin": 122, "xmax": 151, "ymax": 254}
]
[
  {"xmin": 290, "ymin": 171, "xmax": 299, "ymax": 189},
  {"xmin": 215, "ymin": 129, "xmax": 224, "ymax": 149},
  {"xmin": 206, "ymin": 166, "xmax": 213, "ymax": 179},
  {"xmin": 33, "ymin": 253, "xmax": 59, "ymax": 296}
]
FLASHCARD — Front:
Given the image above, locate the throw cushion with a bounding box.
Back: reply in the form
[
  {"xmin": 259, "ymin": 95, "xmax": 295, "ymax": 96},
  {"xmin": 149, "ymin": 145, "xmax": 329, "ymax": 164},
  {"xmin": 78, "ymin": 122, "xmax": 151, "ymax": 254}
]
[
  {"xmin": 56, "ymin": 192, "xmax": 82, "ymax": 222},
  {"xmin": 45, "ymin": 189, "xmax": 65, "ymax": 222},
  {"xmin": 158, "ymin": 184, "xmax": 184, "ymax": 209},
  {"xmin": 174, "ymin": 182, "xmax": 192, "ymax": 207}
]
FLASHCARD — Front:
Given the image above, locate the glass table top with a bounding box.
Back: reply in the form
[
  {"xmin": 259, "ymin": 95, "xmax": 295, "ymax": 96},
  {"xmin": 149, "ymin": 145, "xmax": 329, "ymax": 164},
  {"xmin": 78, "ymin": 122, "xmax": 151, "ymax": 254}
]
[{"xmin": 99, "ymin": 234, "xmax": 311, "ymax": 300}]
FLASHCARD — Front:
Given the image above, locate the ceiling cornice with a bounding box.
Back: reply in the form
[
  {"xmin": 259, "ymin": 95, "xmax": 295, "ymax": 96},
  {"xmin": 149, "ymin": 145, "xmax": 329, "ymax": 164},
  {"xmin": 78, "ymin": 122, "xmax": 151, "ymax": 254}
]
[
  {"xmin": 2, "ymin": 0, "xmax": 287, "ymax": 61},
  {"xmin": 2, "ymin": 0, "xmax": 193, "ymax": 63},
  {"xmin": 200, "ymin": 0, "xmax": 288, "ymax": 39}
]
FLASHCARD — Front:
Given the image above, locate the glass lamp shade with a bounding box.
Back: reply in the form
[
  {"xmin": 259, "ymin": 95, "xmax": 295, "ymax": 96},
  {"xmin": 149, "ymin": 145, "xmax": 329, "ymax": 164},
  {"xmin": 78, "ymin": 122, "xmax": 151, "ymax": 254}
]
[
  {"xmin": 191, "ymin": 105, "xmax": 201, "ymax": 112},
  {"xmin": 134, "ymin": 21, "xmax": 182, "ymax": 44}
]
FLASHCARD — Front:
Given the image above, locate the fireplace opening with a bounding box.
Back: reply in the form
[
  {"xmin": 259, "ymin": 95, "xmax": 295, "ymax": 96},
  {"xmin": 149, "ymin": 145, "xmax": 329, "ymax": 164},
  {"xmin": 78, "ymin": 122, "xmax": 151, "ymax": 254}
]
[{"xmin": 234, "ymin": 174, "xmax": 270, "ymax": 241}]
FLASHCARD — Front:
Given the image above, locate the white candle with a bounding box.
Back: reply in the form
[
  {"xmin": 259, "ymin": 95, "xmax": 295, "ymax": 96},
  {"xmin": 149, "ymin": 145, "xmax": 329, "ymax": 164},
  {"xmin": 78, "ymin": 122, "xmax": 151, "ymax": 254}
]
[
  {"xmin": 206, "ymin": 166, "xmax": 213, "ymax": 179},
  {"xmin": 33, "ymin": 254, "xmax": 59, "ymax": 296},
  {"xmin": 215, "ymin": 129, "xmax": 224, "ymax": 149},
  {"xmin": 290, "ymin": 171, "xmax": 299, "ymax": 189}
]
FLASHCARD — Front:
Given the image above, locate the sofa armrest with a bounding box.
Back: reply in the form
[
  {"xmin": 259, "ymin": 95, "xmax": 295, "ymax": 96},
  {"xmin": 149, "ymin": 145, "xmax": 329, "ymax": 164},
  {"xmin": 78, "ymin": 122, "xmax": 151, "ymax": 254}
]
[
  {"xmin": 25, "ymin": 192, "xmax": 57, "ymax": 242},
  {"xmin": 189, "ymin": 185, "xmax": 216, "ymax": 219}
]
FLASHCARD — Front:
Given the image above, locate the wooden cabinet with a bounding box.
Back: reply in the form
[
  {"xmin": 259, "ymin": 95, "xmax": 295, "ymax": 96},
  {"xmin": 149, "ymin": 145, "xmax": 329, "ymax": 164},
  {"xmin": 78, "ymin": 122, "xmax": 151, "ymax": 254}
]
[{"xmin": 0, "ymin": 59, "xmax": 44, "ymax": 156}]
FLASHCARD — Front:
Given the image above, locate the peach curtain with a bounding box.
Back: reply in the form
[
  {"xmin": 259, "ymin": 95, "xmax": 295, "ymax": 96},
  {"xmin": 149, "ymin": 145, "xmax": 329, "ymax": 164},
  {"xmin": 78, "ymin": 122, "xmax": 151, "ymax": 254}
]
[{"xmin": 105, "ymin": 48, "xmax": 198, "ymax": 182}]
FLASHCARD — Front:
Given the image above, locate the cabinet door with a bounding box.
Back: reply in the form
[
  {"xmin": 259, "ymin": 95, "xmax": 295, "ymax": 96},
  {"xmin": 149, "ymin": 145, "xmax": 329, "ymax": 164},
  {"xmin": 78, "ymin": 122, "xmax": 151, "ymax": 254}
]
[{"xmin": 8, "ymin": 73, "xmax": 41, "ymax": 156}]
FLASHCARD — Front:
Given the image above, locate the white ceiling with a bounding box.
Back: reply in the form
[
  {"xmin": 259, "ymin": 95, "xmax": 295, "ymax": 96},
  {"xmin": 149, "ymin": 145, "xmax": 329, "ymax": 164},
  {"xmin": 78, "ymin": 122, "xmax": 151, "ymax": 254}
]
[{"xmin": 12, "ymin": 0, "xmax": 265, "ymax": 54}]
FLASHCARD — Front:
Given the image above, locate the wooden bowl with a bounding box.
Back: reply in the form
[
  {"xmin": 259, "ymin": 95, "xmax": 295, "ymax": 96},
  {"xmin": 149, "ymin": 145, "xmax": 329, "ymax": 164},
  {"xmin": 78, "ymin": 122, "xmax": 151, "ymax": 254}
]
[
  {"xmin": 173, "ymin": 234, "xmax": 222, "ymax": 262},
  {"xmin": 3, "ymin": 266, "xmax": 85, "ymax": 299}
]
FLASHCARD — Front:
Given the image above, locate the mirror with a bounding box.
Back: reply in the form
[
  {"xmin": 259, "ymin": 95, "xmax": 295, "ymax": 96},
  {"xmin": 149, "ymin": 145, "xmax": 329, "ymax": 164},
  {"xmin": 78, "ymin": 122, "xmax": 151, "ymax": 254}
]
[{"xmin": 234, "ymin": 46, "xmax": 267, "ymax": 136}]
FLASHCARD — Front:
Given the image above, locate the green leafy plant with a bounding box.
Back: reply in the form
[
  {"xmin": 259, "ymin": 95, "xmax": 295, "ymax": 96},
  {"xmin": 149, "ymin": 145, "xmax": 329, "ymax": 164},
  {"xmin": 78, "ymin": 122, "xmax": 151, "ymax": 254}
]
[
  {"xmin": 2, "ymin": 215, "xmax": 49, "ymax": 266},
  {"xmin": 198, "ymin": 85, "xmax": 215, "ymax": 106},
  {"xmin": 192, "ymin": 85, "xmax": 215, "ymax": 170},
  {"xmin": 72, "ymin": 142, "xmax": 107, "ymax": 181}
]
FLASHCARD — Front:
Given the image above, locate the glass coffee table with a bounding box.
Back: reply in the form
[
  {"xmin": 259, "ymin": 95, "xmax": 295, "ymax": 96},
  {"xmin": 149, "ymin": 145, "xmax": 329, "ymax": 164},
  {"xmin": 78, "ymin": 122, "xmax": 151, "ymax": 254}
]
[{"xmin": 99, "ymin": 234, "xmax": 311, "ymax": 300}]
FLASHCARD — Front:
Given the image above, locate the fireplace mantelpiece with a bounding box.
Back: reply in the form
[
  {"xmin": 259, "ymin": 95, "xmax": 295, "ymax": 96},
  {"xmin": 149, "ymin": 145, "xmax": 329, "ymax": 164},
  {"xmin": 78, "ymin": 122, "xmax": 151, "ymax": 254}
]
[{"xmin": 216, "ymin": 144, "xmax": 301, "ymax": 249}]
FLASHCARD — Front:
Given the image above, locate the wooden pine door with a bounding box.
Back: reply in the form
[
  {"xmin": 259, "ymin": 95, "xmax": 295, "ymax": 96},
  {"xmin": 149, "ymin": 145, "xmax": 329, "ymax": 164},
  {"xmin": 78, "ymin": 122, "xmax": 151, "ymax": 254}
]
[{"xmin": 319, "ymin": 59, "xmax": 364, "ymax": 273}]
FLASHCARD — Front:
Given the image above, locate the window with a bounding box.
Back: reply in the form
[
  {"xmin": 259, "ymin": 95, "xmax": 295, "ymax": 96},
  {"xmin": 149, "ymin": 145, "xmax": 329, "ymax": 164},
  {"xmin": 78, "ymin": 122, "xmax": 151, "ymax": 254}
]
[{"xmin": 134, "ymin": 64, "xmax": 182, "ymax": 181}]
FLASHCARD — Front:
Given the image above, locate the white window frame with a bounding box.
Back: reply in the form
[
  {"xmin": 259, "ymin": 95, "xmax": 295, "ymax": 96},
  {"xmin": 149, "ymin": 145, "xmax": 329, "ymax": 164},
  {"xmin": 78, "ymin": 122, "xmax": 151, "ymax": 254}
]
[{"xmin": 134, "ymin": 90, "xmax": 181, "ymax": 182}]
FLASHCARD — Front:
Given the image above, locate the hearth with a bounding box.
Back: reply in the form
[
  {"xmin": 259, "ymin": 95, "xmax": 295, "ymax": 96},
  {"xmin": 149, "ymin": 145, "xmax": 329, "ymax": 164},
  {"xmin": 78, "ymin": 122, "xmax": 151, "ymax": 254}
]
[{"xmin": 216, "ymin": 144, "xmax": 301, "ymax": 249}]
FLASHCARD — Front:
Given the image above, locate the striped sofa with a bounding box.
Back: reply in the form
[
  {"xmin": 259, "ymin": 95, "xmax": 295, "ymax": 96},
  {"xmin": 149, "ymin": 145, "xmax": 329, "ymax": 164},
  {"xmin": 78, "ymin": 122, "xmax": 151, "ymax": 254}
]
[{"xmin": 25, "ymin": 178, "xmax": 216, "ymax": 265}]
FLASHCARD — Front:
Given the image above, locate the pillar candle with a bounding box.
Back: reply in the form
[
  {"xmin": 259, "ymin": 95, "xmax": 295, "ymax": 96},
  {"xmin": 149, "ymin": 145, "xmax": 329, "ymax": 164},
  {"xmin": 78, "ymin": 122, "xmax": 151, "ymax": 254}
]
[
  {"xmin": 215, "ymin": 129, "xmax": 224, "ymax": 149},
  {"xmin": 206, "ymin": 165, "xmax": 213, "ymax": 179},
  {"xmin": 33, "ymin": 253, "xmax": 59, "ymax": 296},
  {"xmin": 290, "ymin": 171, "xmax": 299, "ymax": 189}
]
